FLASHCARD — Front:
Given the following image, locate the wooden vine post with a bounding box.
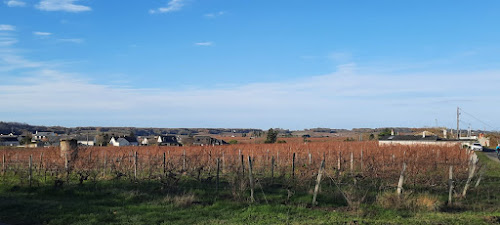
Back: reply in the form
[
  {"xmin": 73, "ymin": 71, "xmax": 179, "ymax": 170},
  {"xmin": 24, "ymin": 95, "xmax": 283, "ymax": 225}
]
[
  {"xmin": 350, "ymin": 152, "xmax": 354, "ymax": 173},
  {"xmin": 39, "ymin": 152, "xmax": 43, "ymax": 175},
  {"xmin": 163, "ymin": 152, "xmax": 166, "ymax": 174},
  {"xmin": 65, "ymin": 153, "xmax": 69, "ymax": 183},
  {"xmin": 134, "ymin": 151, "xmax": 138, "ymax": 180},
  {"xmin": 271, "ymin": 156, "xmax": 275, "ymax": 184},
  {"xmin": 248, "ymin": 156, "xmax": 255, "ymax": 203},
  {"xmin": 216, "ymin": 158, "xmax": 220, "ymax": 193},
  {"xmin": 2, "ymin": 154, "xmax": 5, "ymax": 175},
  {"xmin": 312, "ymin": 159, "xmax": 325, "ymax": 206},
  {"xmin": 360, "ymin": 149, "xmax": 363, "ymax": 171},
  {"xmin": 462, "ymin": 154, "xmax": 478, "ymax": 197},
  {"xmin": 182, "ymin": 150, "xmax": 186, "ymax": 171},
  {"xmin": 240, "ymin": 154, "xmax": 245, "ymax": 176},
  {"xmin": 337, "ymin": 151, "xmax": 342, "ymax": 171},
  {"xmin": 103, "ymin": 152, "xmax": 107, "ymax": 175},
  {"xmin": 292, "ymin": 153, "xmax": 296, "ymax": 180},
  {"xmin": 448, "ymin": 166, "xmax": 453, "ymax": 206},
  {"xmin": 396, "ymin": 162, "xmax": 407, "ymax": 197}
]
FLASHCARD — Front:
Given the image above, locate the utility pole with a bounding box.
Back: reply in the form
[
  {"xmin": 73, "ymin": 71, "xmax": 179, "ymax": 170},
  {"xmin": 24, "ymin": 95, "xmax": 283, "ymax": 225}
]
[{"xmin": 457, "ymin": 107, "xmax": 460, "ymax": 139}]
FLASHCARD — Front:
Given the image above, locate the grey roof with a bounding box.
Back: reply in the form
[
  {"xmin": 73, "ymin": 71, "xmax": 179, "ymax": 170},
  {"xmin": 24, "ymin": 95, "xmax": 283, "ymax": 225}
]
[
  {"xmin": 116, "ymin": 136, "xmax": 138, "ymax": 143},
  {"xmin": 0, "ymin": 136, "xmax": 19, "ymax": 142},
  {"xmin": 159, "ymin": 135, "xmax": 179, "ymax": 143}
]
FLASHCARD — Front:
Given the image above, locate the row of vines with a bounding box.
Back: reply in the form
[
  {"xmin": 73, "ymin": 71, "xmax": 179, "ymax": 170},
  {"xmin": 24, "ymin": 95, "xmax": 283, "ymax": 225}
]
[{"xmin": 0, "ymin": 141, "xmax": 475, "ymax": 207}]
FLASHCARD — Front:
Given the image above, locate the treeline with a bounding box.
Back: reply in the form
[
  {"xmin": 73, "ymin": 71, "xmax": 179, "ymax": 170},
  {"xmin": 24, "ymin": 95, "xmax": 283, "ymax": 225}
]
[{"xmin": 0, "ymin": 121, "xmax": 263, "ymax": 137}]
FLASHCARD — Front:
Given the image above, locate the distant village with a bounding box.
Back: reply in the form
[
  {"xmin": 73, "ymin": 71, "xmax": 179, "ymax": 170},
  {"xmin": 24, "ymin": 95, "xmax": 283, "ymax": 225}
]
[
  {"xmin": 0, "ymin": 131, "xmax": 229, "ymax": 148},
  {"xmin": 0, "ymin": 125, "xmax": 496, "ymax": 148}
]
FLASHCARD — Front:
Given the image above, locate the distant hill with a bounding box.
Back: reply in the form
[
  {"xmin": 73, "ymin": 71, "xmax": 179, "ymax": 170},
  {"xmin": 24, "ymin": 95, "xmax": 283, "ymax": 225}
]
[{"xmin": 0, "ymin": 121, "xmax": 263, "ymax": 137}]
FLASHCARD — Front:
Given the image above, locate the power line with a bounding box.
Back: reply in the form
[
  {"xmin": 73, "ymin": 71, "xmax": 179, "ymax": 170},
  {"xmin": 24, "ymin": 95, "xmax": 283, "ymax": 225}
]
[{"xmin": 459, "ymin": 108, "xmax": 497, "ymax": 130}]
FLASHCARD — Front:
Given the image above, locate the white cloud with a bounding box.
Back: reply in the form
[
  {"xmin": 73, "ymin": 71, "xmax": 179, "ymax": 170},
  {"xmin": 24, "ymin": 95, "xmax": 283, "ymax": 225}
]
[
  {"xmin": 5, "ymin": 0, "xmax": 26, "ymax": 7},
  {"xmin": 0, "ymin": 54, "xmax": 45, "ymax": 71},
  {"xmin": 1, "ymin": 38, "xmax": 499, "ymax": 129},
  {"xmin": 194, "ymin": 42, "xmax": 213, "ymax": 46},
  {"xmin": 204, "ymin": 11, "xmax": 225, "ymax": 18},
  {"xmin": 149, "ymin": 0, "xmax": 185, "ymax": 14},
  {"xmin": 1, "ymin": 51, "xmax": 499, "ymax": 129},
  {"xmin": 36, "ymin": 0, "xmax": 91, "ymax": 12},
  {"xmin": 58, "ymin": 38, "xmax": 84, "ymax": 43},
  {"xmin": 33, "ymin": 31, "xmax": 52, "ymax": 36},
  {"xmin": 0, "ymin": 37, "xmax": 18, "ymax": 46},
  {"xmin": 0, "ymin": 24, "xmax": 15, "ymax": 31}
]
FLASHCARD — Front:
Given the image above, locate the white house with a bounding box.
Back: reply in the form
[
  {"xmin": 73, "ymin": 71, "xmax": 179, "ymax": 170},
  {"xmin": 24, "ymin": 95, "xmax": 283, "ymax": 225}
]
[
  {"xmin": 110, "ymin": 136, "xmax": 138, "ymax": 146},
  {"xmin": 33, "ymin": 131, "xmax": 56, "ymax": 141},
  {"xmin": 76, "ymin": 136, "xmax": 96, "ymax": 146},
  {"xmin": 157, "ymin": 135, "xmax": 182, "ymax": 146},
  {"xmin": 141, "ymin": 137, "xmax": 149, "ymax": 146},
  {"xmin": 378, "ymin": 133, "xmax": 475, "ymax": 147}
]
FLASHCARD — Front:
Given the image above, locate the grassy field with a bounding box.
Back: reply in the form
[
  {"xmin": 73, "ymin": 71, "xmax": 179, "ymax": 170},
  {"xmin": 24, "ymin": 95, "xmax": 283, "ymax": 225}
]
[{"xmin": 0, "ymin": 147, "xmax": 499, "ymax": 224}]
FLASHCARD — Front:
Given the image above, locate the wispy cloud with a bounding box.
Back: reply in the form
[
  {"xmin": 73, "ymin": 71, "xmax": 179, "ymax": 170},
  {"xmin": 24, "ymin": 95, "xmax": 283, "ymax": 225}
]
[
  {"xmin": 1, "ymin": 50, "xmax": 499, "ymax": 128},
  {"xmin": 0, "ymin": 37, "xmax": 18, "ymax": 46},
  {"xmin": 36, "ymin": 0, "xmax": 91, "ymax": 12},
  {"xmin": 329, "ymin": 52, "xmax": 352, "ymax": 63},
  {"xmin": 5, "ymin": 0, "xmax": 26, "ymax": 7},
  {"xmin": 0, "ymin": 24, "xmax": 15, "ymax": 31},
  {"xmin": 149, "ymin": 0, "xmax": 185, "ymax": 14},
  {"xmin": 58, "ymin": 38, "xmax": 84, "ymax": 44},
  {"xmin": 194, "ymin": 42, "xmax": 213, "ymax": 46},
  {"xmin": 1, "ymin": 33, "xmax": 499, "ymax": 129},
  {"xmin": 33, "ymin": 31, "xmax": 52, "ymax": 36},
  {"xmin": 204, "ymin": 11, "xmax": 225, "ymax": 18}
]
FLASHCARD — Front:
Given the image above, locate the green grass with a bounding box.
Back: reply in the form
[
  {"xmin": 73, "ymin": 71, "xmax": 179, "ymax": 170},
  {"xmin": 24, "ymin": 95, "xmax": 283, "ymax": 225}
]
[{"xmin": 1, "ymin": 154, "xmax": 500, "ymax": 224}]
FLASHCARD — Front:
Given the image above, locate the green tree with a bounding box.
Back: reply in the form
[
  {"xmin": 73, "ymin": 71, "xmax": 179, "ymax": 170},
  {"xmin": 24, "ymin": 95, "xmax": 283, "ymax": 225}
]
[
  {"xmin": 265, "ymin": 128, "xmax": 278, "ymax": 143},
  {"xmin": 20, "ymin": 134, "xmax": 32, "ymax": 145},
  {"xmin": 377, "ymin": 128, "xmax": 392, "ymax": 139}
]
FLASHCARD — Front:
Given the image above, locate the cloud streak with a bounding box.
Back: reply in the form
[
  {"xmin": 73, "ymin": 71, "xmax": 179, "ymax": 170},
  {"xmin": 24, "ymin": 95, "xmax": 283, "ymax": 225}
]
[
  {"xmin": 36, "ymin": 0, "xmax": 91, "ymax": 12},
  {"xmin": 204, "ymin": 11, "xmax": 225, "ymax": 18},
  {"xmin": 0, "ymin": 32, "xmax": 498, "ymax": 129},
  {"xmin": 33, "ymin": 31, "xmax": 52, "ymax": 36},
  {"xmin": 1, "ymin": 53, "xmax": 499, "ymax": 129},
  {"xmin": 5, "ymin": 0, "xmax": 26, "ymax": 7},
  {"xmin": 58, "ymin": 38, "xmax": 84, "ymax": 43},
  {"xmin": 149, "ymin": 0, "xmax": 185, "ymax": 14},
  {"xmin": 0, "ymin": 24, "xmax": 15, "ymax": 31},
  {"xmin": 194, "ymin": 41, "xmax": 213, "ymax": 46}
]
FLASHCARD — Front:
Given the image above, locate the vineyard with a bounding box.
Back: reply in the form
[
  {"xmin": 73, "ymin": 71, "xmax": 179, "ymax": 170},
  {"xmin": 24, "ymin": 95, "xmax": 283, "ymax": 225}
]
[
  {"xmin": 2, "ymin": 141, "xmax": 499, "ymax": 224},
  {"xmin": 1, "ymin": 142, "xmax": 478, "ymax": 206}
]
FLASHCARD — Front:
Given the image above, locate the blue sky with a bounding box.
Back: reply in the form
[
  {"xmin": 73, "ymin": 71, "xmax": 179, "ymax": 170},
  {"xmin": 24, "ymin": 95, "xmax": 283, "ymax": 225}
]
[{"xmin": 1, "ymin": 0, "xmax": 500, "ymax": 130}]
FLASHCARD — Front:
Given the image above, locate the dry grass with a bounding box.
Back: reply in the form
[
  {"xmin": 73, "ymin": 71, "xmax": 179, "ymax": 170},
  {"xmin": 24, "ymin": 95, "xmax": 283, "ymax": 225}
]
[
  {"xmin": 162, "ymin": 193, "xmax": 197, "ymax": 207},
  {"xmin": 377, "ymin": 192, "xmax": 440, "ymax": 212}
]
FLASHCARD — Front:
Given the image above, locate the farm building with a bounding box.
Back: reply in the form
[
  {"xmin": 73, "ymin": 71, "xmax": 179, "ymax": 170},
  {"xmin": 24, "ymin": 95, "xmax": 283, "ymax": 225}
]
[
  {"xmin": 192, "ymin": 136, "xmax": 227, "ymax": 146},
  {"xmin": 75, "ymin": 135, "xmax": 96, "ymax": 146},
  {"xmin": 157, "ymin": 135, "xmax": 182, "ymax": 146},
  {"xmin": 32, "ymin": 131, "xmax": 56, "ymax": 141},
  {"xmin": 0, "ymin": 135, "xmax": 19, "ymax": 146},
  {"xmin": 110, "ymin": 136, "xmax": 139, "ymax": 146},
  {"xmin": 378, "ymin": 132, "xmax": 476, "ymax": 147}
]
